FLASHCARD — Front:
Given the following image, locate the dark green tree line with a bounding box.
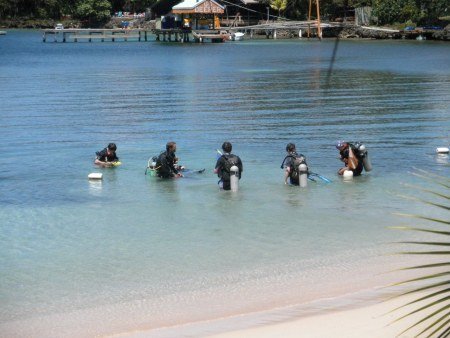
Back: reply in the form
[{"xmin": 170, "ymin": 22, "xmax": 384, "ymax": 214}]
[
  {"xmin": 0, "ymin": 0, "xmax": 155, "ymax": 20},
  {"xmin": 0, "ymin": 0, "xmax": 448, "ymax": 25}
]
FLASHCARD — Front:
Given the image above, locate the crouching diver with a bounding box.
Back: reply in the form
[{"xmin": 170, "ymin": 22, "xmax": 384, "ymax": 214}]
[
  {"xmin": 336, "ymin": 141, "xmax": 364, "ymax": 176},
  {"xmin": 214, "ymin": 141, "xmax": 243, "ymax": 190},
  {"xmin": 281, "ymin": 143, "xmax": 308, "ymax": 185},
  {"xmin": 155, "ymin": 141, "xmax": 183, "ymax": 178},
  {"xmin": 95, "ymin": 143, "xmax": 119, "ymax": 167}
]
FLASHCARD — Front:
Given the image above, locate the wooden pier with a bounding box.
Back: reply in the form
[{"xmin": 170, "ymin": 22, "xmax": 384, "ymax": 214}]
[
  {"xmin": 154, "ymin": 29, "xmax": 191, "ymax": 42},
  {"xmin": 42, "ymin": 28, "xmax": 152, "ymax": 42},
  {"xmin": 229, "ymin": 20, "xmax": 340, "ymax": 39},
  {"xmin": 191, "ymin": 30, "xmax": 230, "ymax": 43},
  {"xmin": 153, "ymin": 29, "xmax": 230, "ymax": 43}
]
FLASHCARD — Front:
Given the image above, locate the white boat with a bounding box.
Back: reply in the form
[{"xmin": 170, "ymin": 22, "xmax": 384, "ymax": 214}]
[
  {"xmin": 233, "ymin": 32, "xmax": 245, "ymax": 41},
  {"xmin": 0, "ymin": 31, "xmax": 6, "ymax": 35}
]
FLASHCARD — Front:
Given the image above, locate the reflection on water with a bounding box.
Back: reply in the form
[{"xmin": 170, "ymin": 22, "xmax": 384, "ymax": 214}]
[
  {"xmin": 435, "ymin": 154, "xmax": 449, "ymax": 165},
  {"xmin": 88, "ymin": 180, "xmax": 103, "ymax": 196}
]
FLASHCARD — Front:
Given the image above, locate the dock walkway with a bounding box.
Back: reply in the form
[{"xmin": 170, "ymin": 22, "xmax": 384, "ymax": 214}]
[{"xmin": 42, "ymin": 28, "xmax": 152, "ymax": 42}]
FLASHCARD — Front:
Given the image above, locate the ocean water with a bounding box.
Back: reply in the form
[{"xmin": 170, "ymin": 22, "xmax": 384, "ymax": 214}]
[{"xmin": 0, "ymin": 30, "xmax": 449, "ymax": 337}]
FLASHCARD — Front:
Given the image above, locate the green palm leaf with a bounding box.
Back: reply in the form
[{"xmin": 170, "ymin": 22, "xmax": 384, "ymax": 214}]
[{"xmin": 389, "ymin": 170, "xmax": 450, "ymax": 337}]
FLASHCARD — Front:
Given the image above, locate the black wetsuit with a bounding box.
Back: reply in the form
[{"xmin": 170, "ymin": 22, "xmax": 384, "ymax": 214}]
[
  {"xmin": 215, "ymin": 153, "xmax": 243, "ymax": 190},
  {"xmin": 156, "ymin": 151, "xmax": 179, "ymax": 178},
  {"xmin": 282, "ymin": 152, "xmax": 307, "ymax": 186},
  {"xmin": 96, "ymin": 148, "xmax": 119, "ymax": 162},
  {"xmin": 340, "ymin": 144, "xmax": 363, "ymax": 176}
]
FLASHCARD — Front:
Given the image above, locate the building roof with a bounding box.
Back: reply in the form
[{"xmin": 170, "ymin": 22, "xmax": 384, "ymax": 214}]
[{"xmin": 172, "ymin": 0, "xmax": 224, "ymax": 14}]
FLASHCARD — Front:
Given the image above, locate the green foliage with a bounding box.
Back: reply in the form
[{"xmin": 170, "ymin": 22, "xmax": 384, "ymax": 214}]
[
  {"xmin": 284, "ymin": 0, "xmax": 309, "ymax": 20},
  {"xmin": 74, "ymin": 0, "xmax": 112, "ymax": 27},
  {"xmin": 0, "ymin": 0, "xmax": 447, "ymax": 25},
  {"xmin": 270, "ymin": 0, "xmax": 287, "ymax": 17},
  {"xmin": 372, "ymin": 0, "xmax": 449, "ymax": 25},
  {"xmin": 0, "ymin": 0, "xmax": 154, "ymax": 21},
  {"xmin": 390, "ymin": 171, "xmax": 450, "ymax": 337}
]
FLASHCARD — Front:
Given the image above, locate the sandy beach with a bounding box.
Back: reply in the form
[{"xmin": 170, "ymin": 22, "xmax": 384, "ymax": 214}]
[
  {"xmin": 207, "ymin": 296, "xmax": 420, "ymax": 338},
  {"xmin": 116, "ymin": 287, "xmax": 432, "ymax": 338}
]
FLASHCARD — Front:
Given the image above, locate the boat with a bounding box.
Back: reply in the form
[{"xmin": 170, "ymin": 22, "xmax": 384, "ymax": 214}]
[
  {"xmin": 232, "ymin": 32, "xmax": 245, "ymax": 41},
  {"xmin": 0, "ymin": 31, "xmax": 6, "ymax": 35}
]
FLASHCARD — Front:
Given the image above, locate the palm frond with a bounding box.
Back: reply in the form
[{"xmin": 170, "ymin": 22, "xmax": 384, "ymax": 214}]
[
  {"xmin": 389, "ymin": 227, "xmax": 450, "ymax": 236},
  {"xmin": 389, "ymin": 169, "xmax": 450, "ymax": 337},
  {"xmin": 386, "ymin": 280, "xmax": 450, "ymax": 300},
  {"xmin": 399, "ymin": 263, "xmax": 450, "ymax": 271},
  {"xmin": 395, "ymin": 302, "xmax": 450, "ymax": 336},
  {"xmin": 422, "ymin": 315, "xmax": 450, "ymax": 337},
  {"xmin": 393, "ymin": 213, "xmax": 450, "ymax": 225}
]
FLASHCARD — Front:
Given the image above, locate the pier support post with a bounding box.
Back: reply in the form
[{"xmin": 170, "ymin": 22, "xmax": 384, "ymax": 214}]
[{"xmin": 63, "ymin": 32, "xmax": 66, "ymax": 42}]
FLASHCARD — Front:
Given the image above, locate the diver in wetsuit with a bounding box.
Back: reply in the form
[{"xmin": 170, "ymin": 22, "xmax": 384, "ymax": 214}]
[
  {"xmin": 336, "ymin": 141, "xmax": 364, "ymax": 176},
  {"xmin": 156, "ymin": 142, "xmax": 183, "ymax": 179},
  {"xmin": 214, "ymin": 141, "xmax": 243, "ymax": 190}
]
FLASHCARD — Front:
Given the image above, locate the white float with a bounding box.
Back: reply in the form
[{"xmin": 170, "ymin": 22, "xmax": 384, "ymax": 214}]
[
  {"xmin": 88, "ymin": 173, "xmax": 103, "ymax": 180},
  {"xmin": 343, "ymin": 170, "xmax": 353, "ymax": 180},
  {"xmin": 436, "ymin": 147, "xmax": 450, "ymax": 154}
]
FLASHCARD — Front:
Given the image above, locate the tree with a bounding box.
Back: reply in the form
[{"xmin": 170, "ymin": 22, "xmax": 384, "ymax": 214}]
[
  {"xmin": 270, "ymin": 0, "xmax": 287, "ymax": 17},
  {"xmin": 74, "ymin": 0, "xmax": 111, "ymax": 27}
]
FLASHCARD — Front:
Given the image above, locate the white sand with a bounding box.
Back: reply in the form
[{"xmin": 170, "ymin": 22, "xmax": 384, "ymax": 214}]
[
  {"xmin": 118, "ymin": 290, "xmax": 433, "ymax": 338},
  {"xmin": 207, "ymin": 298, "xmax": 417, "ymax": 338}
]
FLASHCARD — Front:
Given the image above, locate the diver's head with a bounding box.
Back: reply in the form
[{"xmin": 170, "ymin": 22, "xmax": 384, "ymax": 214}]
[
  {"xmin": 286, "ymin": 143, "xmax": 296, "ymax": 153},
  {"xmin": 222, "ymin": 141, "xmax": 232, "ymax": 153},
  {"xmin": 166, "ymin": 141, "xmax": 177, "ymax": 153},
  {"xmin": 335, "ymin": 140, "xmax": 347, "ymax": 150}
]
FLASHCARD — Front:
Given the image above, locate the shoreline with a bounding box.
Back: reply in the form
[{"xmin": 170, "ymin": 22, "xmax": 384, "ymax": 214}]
[
  {"xmin": 206, "ymin": 293, "xmax": 428, "ymax": 338},
  {"xmin": 0, "ymin": 253, "xmax": 434, "ymax": 337},
  {"xmin": 115, "ymin": 287, "xmax": 423, "ymax": 338},
  {"xmin": 1, "ymin": 20, "xmax": 449, "ymax": 41}
]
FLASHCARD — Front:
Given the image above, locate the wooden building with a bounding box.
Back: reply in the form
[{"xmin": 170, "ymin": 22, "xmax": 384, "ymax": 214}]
[{"xmin": 172, "ymin": 0, "xmax": 224, "ymax": 30}]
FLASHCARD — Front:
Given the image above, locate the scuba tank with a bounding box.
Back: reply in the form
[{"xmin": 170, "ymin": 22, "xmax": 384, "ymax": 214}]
[
  {"xmin": 230, "ymin": 165, "xmax": 239, "ymax": 192},
  {"xmin": 299, "ymin": 163, "xmax": 308, "ymax": 188},
  {"xmin": 357, "ymin": 144, "xmax": 372, "ymax": 172},
  {"xmin": 354, "ymin": 142, "xmax": 372, "ymax": 172}
]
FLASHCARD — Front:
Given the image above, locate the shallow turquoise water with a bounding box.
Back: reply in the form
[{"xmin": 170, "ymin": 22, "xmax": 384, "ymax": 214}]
[{"xmin": 0, "ymin": 30, "xmax": 449, "ymax": 335}]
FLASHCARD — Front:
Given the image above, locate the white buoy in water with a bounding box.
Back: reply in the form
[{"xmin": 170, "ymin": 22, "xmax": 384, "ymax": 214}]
[
  {"xmin": 343, "ymin": 170, "xmax": 353, "ymax": 180},
  {"xmin": 88, "ymin": 173, "xmax": 103, "ymax": 180},
  {"xmin": 299, "ymin": 163, "xmax": 308, "ymax": 188},
  {"xmin": 436, "ymin": 147, "xmax": 450, "ymax": 154},
  {"xmin": 230, "ymin": 165, "xmax": 239, "ymax": 192}
]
